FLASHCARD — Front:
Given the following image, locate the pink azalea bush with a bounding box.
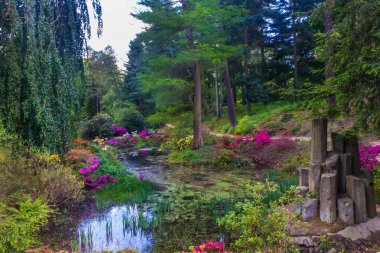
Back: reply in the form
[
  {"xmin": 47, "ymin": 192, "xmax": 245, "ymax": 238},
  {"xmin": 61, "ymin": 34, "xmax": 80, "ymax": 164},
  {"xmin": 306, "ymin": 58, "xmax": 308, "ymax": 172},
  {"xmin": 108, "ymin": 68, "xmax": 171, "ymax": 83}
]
[
  {"xmin": 112, "ymin": 125, "xmax": 127, "ymax": 136},
  {"xmin": 180, "ymin": 241, "xmax": 231, "ymax": 253},
  {"xmin": 359, "ymin": 144, "xmax": 380, "ymax": 171}
]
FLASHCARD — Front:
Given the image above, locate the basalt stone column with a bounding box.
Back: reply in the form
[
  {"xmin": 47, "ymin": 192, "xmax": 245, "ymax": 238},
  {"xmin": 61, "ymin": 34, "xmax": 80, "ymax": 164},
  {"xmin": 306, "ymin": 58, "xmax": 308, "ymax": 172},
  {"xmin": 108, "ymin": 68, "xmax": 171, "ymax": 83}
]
[
  {"xmin": 326, "ymin": 154, "xmax": 340, "ymax": 193},
  {"xmin": 344, "ymin": 137, "xmax": 361, "ymax": 177},
  {"xmin": 310, "ymin": 118, "xmax": 328, "ymax": 165},
  {"xmin": 299, "ymin": 167, "xmax": 309, "ymax": 187},
  {"xmin": 331, "ymin": 132, "xmax": 345, "ymax": 153},
  {"xmin": 346, "ymin": 176, "xmax": 367, "ymax": 223},
  {"xmin": 308, "ymin": 164, "xmax": 322, "ymax": 195},
  {"xmin": 339, "ymin": 154, "xmax": 352, "ymax": 193},
  {"xmin": 320, "ymin": 173, "xmax": 337, "ymax": 224},
  {"xmin": 338, "ymin": 197, "xmax": 354, "ymax": 225},
  {"xmin": 363, "ymin": 177, "xmax": 377, "ymax": 218}
]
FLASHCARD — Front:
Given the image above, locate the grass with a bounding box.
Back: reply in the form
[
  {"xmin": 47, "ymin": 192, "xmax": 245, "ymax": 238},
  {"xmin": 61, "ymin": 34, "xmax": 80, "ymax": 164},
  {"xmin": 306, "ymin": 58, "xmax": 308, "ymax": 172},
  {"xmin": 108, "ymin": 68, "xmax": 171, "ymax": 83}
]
[{"xmin": 93, "ymin": 175, "xmax": 154, "ymax": 209}]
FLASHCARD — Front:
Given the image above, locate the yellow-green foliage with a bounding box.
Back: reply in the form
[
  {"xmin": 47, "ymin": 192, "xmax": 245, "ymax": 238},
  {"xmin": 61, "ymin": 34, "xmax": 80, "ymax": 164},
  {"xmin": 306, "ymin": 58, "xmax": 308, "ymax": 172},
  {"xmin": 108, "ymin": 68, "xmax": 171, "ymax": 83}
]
[
  {"xmin": 0, "ymin": 197, "xmax": 51, "ymax": 253},
  {"xmin": 0, "ymin": 135, "xmax": 83, "ymax": 207},
  {"xmin": 218, "ymin": 181, "xmax": 301, "ymax": 252},
  {"xmin": 162, "ymin": 135, "xmax": 193, "ymax": 151},
  {"xmin": 375, "ymin": 166, "xmax": 380, "ymax": 205}
]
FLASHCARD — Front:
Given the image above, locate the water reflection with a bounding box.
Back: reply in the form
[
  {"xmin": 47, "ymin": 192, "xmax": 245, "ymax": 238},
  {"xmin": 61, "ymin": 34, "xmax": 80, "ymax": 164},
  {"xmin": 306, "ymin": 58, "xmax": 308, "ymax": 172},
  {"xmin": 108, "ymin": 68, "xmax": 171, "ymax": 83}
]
[{"xmin": 77, "ymin": 204, "xmax": 154, "ymax": 253}]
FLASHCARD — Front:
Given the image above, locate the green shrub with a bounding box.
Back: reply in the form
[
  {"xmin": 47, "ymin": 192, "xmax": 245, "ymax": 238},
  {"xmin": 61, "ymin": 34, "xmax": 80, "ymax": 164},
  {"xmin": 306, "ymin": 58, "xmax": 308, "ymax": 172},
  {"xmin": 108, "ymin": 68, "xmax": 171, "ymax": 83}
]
[
  {"xmin": 374, "ymin": 168, "xmax": 380, "ymax": 204},
  {"xmin": 168, "ymin": 150, "xmax": 204, "ymax": 166},
  {"xmin": 283, "ymin": 149, "xmax": 310, "ymax": 173},
  {"xmin": 115, "ymin": 108, "xmax": 145, "ymax": 131},
  {"xmin": 0, "ymin": 197, "xmax": 51, "ymax": 253},
  {"xmin": 80, "ymin": 113, "xmax": 113, "ymax": 140},
  {"xmin": 218, "ymin": 181, "xmax": 301, "ymax": 252}
]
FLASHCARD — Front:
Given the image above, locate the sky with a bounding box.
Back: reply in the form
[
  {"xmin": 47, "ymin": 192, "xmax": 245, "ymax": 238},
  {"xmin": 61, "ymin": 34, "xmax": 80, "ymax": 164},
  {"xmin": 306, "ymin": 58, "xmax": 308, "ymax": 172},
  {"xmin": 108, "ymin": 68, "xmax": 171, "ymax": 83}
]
[{"xmin": 88, "ymin": 0, "xmax": 145, "ymax": 69}]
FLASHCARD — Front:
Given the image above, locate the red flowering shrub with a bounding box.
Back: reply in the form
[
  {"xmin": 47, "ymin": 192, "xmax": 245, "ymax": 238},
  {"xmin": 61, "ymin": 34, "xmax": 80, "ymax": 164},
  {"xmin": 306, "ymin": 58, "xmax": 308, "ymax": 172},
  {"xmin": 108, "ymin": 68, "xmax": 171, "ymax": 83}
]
[
  {"xmin": 359, "ymin": 144, "xmax": 380, "ymax": 171},
  {"xmin": 180, "ymin": 241, "xmax": 231, "ymax": 253},
  {"xmin": 64, "ymin": 146, "xmax": 93, "ymax": 168}
]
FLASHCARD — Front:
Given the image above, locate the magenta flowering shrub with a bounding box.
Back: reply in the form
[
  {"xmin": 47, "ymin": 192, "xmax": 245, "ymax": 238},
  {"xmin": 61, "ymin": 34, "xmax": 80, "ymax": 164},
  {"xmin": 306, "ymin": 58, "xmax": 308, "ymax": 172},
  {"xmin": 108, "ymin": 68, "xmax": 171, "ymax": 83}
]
[
  {"xmin": 79, "ymin": 155, "xmax": 117, "ymax": 192},
  {"xmin": 180, "ymin": 241, "xmax": 231, "ymax": 253},
  {"xmin": 84, "ymin": 175, "xmax": 118, "ymax": 193},
  {"xmin": 139, "ymin": 130, "xmax": 150, "ymax": 137},
  {"xmin": 253, "ymin": 130, "xmax": 272, "ymax": 147},
  {"xmin": 138, "ymin": 149, "xmax": 149, "ymax": 156},
  {"xmin": 112, "ymin": 125, "xmax": 127, "ymax": 136},
  {"xmin": 139, "ymin": 173, "xmax": 145, "ymax": 179},
  {"xmin": 359, "ymin": 144, "xmax": 380, "ymax": 170}
]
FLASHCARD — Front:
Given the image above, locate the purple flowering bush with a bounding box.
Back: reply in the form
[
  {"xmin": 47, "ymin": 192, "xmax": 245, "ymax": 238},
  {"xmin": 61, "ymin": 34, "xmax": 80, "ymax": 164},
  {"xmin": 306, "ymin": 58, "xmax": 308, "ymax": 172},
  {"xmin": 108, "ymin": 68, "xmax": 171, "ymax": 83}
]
[
  {"xmin": 359, "ymin": 144, "xmax": 380, "ymax": 171},
  {"xmin": 112, "ymin": 125, "xmax": 127, "ymax": 136},
  {"xmin": 78, "ymin": 155, "xmax": 118, "ymax": 192}
]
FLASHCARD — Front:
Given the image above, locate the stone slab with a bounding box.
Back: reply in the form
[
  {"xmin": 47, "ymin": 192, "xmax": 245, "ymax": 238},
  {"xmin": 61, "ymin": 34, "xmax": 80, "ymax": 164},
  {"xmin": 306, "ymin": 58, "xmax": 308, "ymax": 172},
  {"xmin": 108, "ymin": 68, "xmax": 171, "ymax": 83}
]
[
  {"xmin": 320, "ymin": 173, "xmax": 337, "ymax": 224},
  {"xmin": 338, "ymin": 197, "xmax": 354, "ymax": 226},
  {"xmin": 346, "ymin": 176, "xmax": 367, "ymax": 224}
]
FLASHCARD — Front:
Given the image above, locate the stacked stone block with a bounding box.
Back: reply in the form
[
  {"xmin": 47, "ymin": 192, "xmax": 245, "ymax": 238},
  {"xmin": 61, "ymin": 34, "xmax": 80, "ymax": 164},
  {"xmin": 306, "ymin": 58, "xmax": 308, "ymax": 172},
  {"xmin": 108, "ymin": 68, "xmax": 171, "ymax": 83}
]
[{"xmin": 297, "ymin": 119, "xmax": 377, "ymax": 225}]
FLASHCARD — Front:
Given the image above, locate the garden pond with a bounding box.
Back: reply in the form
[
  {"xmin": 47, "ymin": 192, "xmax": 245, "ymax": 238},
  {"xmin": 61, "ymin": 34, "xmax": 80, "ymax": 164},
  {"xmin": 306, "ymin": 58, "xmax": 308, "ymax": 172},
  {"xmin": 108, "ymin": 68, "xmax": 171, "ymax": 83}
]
[{"xmin": 49, "ymin": 153, "xmax": 297, "ymax": 253}]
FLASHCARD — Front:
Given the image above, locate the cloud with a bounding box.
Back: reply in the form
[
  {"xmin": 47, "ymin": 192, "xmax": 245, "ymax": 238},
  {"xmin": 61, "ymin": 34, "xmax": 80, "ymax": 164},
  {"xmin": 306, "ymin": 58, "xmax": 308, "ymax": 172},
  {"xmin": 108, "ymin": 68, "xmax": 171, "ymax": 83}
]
[{"xmin": 88, "ymin": 0, "xmax": 145, "ymax": 69}]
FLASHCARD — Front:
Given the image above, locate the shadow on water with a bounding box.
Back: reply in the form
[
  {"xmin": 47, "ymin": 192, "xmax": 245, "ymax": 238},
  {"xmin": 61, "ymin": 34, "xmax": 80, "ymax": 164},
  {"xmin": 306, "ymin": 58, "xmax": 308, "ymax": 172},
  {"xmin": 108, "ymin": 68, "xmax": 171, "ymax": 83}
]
[{"xmin": 76, "ymin": 204, "xmax": 154, "ymax": 253}]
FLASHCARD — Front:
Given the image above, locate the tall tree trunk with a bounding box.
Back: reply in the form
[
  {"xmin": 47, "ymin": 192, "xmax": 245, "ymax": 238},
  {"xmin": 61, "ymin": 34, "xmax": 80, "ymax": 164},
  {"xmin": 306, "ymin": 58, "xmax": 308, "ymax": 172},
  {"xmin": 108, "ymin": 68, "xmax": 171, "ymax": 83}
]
[
  {"xmin": 325, "ymin": 0, "xmax": 335, "ymax": 106},
  {"xmin": 182, "ymin": 0, "xmax": 203, "ymax": 149},
  {"xmin": 291, "ymin": 1, "xmax": 299, "ymax": 100},
  {"xmin": 219, "ymin": 70, "xmax": 223, "ymax": 114},
  {"xmin": 215, "ymin": 66, "xmax": 221, "ymax": 118},
  {"xmin": 223, "ymin": 61, "xmax": 237, "ymax": 127},
  {"xmin": 243, "ymin": 25, "xmax": 252, "ymax": 115}
]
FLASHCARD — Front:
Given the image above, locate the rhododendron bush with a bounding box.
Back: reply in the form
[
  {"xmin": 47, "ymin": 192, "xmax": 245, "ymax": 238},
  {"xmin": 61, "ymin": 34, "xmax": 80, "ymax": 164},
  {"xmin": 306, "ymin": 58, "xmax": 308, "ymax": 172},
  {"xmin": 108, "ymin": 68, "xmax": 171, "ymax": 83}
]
[{"xmin": 213, "ymin": 130, "xmax": 296, "ymax": 169}]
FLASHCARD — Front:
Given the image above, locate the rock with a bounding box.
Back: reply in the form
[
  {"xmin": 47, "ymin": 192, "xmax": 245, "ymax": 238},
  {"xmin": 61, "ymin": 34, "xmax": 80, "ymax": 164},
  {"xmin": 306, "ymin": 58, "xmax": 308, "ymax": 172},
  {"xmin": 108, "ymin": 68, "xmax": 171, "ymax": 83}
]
[
  {"xmin": 299, "ymin": 167, "xmax": 309, "ymax": 187},
  {"xmin": 326, "ymin": 153, "xmax": 340, "ymax": 172},
  {"xmin": 326, "ymin": 248, "xmax": 337, "ymax": 253},
  {"xmin": 338, "ymin": 197, "xmax": 354, "ymax": 226},
  {"xmin": 296, "ymin": 186, "xmax": 309, "ymax": 197},
  {"xmin": 346, "ymin": 176, "xmax": 367, "ymax": 223},
  {"xmin": 302, "ymin": 198, "xmax": 318, "ymax": 221},
  {"xmin": 310, "ymin": 118, "xmax": 328, "ymax": 165},
  {"xmin": 320, "ymin": 173, "xmax": 337, "ymax": 224},
  {"xmin": 339, "ymin": 154, "xmax": 352, "ymax": 193},
  {"xmin": 308, "ymin": 164, "xmax": 322, "ymax": 195},
  {"xmin": 291, "ymin": 236, "xmax": 318, "ymax": 247},
  {"xmin": 335, "ymin": 217, "xmax": 380, "ymax": 241}
]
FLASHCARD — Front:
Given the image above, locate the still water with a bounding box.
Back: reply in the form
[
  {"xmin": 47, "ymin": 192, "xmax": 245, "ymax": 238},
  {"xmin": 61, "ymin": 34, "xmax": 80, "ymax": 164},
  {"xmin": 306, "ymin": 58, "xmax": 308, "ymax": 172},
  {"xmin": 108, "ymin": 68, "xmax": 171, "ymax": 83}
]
[{"xmin": 77, "ymin": 204, "xmax": 154, "ymax": 253}]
